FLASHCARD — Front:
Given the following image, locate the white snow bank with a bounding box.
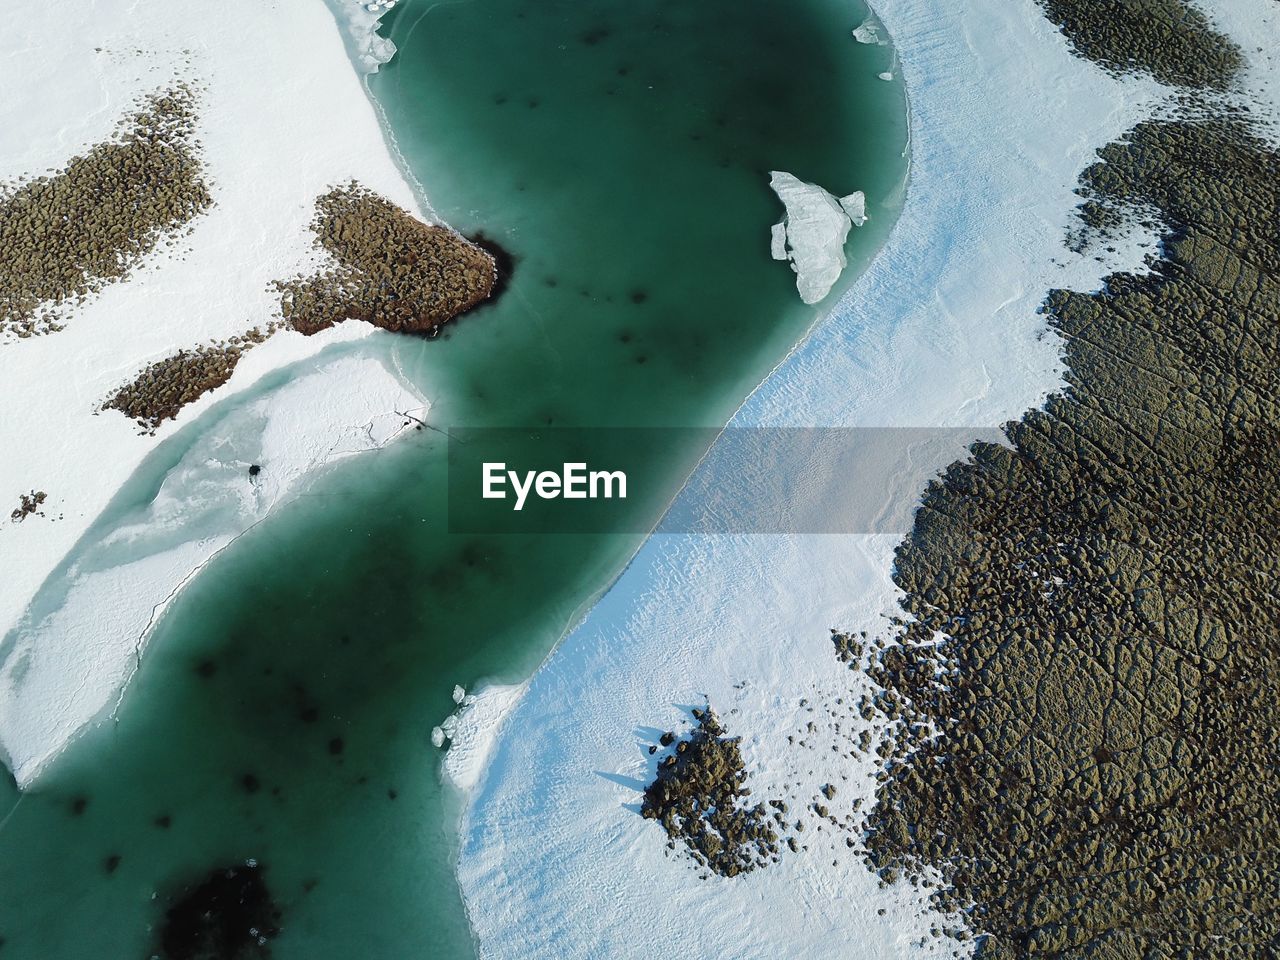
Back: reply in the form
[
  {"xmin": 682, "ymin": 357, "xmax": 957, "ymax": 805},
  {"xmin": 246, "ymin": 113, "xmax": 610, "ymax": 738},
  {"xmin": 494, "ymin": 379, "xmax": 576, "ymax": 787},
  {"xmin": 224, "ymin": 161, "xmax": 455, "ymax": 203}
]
[
  {"xmin": 433, "ymin": 683, "xmax": 528, "ymax": 792},
  {"xmin": 0, "ymin": 0, "xmax": 431, "ymax": 781},
  {"xmin": 325, "ymin": 0, "xmax": 400, "ymax": 73},
  {"xmin": 0, "ymin": 352, "xmax": 426, "ymax": 786},
  {"xmin": 769, "ymin": 171, "xmax": 868, "ymax": 304},
  {"xmin": 458, "ymin": 0, "xmax": 1176, "ymax": 955}
]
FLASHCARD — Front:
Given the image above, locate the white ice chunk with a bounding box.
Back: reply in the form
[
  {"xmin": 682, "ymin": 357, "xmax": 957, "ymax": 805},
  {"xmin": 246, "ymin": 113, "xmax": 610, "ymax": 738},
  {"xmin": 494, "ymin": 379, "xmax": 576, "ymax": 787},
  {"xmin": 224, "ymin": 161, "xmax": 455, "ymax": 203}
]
[
  {"xmin": 452, "ymin": 683, "xmax": 466, "ymax": 703},
  {"xmin": 852, "ymin": 17, "xmax": 887, "ymax": 45},
  {"xmin": 770, "ymin": 220, "xmax": 788, "ymax": 260},
  {"xmin": 431, "ymin": 726, "xmax": 446, "ymax": 748},
  {"xmin": 331, "ymin": 0, "xmax": 400, "ymax": 72},
  {"xmin": 768, "ymin": 171, "xmax": 867, "ymax": 305},
  {"xmin": 839, "ymin": 190, "xmax": 868, "ymax": 227}
]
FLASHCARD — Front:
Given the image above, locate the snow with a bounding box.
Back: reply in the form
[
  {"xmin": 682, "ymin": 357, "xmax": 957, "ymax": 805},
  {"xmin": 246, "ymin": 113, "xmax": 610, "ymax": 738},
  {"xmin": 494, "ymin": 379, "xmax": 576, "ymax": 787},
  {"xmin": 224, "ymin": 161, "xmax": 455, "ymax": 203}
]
[
  {"xmin": 0, "ymin": 352, "xmax": 426, "ymax": 786},
  {"xmin": 457, "ymin": 0, "xmax": 1180, "ymax": 955},
  {"xmin": 327, "ymin": 0, "xmax": 400, "ymax": 74},
  {"xmin": 435, "ymin": 683, "xmax": 528, "ymax": 793},
  {"xmin": 1190, "ymin": 0, "xmax": 1280, "ymax": 143},
  {"xmin": 769, "ymin": 171, "xmax": 868, "ymax": 305},
  {"xmin": 0, "ymin": 0, "xmax": 429, "ymax": 784}
]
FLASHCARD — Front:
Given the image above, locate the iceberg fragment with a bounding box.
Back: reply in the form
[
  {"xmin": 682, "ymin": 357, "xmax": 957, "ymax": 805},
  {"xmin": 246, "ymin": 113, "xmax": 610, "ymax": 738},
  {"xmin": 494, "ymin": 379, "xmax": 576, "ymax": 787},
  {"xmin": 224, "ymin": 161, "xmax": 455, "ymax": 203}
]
[
  {"xmin": 839, "ymin": 190, "xmax": 868, "ymax": 227},
  {"xmin": 770, "ymin": 221, "xmax": 789, "ymax": 261},
  {"xmin": 768, "ymin": 171, "xmax": 868, "ymax": 304},
  {"xmin": 852, "ymin": 17, "xmax": 887, "ymax": 45}
]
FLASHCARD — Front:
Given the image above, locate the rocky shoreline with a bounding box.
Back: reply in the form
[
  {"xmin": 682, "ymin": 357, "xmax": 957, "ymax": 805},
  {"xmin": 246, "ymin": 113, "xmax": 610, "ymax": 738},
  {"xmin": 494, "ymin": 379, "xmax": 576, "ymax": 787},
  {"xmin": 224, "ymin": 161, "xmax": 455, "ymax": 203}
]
[{"xmin": 850, "ymin": 1, "xmax": 1280, "ymax": 955}]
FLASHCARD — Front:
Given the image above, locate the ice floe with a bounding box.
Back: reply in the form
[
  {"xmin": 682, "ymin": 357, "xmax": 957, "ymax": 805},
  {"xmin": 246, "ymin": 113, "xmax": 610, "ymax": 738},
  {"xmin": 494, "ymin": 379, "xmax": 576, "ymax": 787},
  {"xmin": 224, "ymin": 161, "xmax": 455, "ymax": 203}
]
[
  {"xmin": 328, "ymin": 0, "xmax": 399, "ymax": 73},
  {"xmin": 769, "ymin": 171, "xmax": 869, "ymax": 304},
  {"xmin": 852, "ymin": 16, "xmax": 888, "ymax": 45}
]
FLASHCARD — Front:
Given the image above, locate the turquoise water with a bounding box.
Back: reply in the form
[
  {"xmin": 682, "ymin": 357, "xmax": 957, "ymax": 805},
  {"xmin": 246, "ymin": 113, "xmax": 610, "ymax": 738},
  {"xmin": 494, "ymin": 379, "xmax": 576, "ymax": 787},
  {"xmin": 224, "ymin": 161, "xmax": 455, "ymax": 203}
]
[{"xmin": 0, "ymin": 1, "xmax": 905, "ymax": 956}]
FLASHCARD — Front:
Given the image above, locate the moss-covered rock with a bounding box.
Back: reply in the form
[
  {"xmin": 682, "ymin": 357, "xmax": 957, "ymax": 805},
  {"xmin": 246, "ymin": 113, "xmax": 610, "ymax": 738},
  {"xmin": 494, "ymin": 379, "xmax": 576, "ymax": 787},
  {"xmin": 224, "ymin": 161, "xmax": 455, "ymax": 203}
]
[
  {"xmin": 273, "ymin": 184, "xmax": 496, "ymax": 336},
  {"xmin": 101, "ymin": 329, "xmax": 273, "ymax": 431},
  {"xmin": 851, "ymin": 5, "xmax": 1280, "ymax": 957},
  {"xmin": 0, "ymin": 86, "xmax": 211, "ymax": 338},
  {"xmin": 641, "ymin": 707, "xmax": 781, "ymax": 877}
]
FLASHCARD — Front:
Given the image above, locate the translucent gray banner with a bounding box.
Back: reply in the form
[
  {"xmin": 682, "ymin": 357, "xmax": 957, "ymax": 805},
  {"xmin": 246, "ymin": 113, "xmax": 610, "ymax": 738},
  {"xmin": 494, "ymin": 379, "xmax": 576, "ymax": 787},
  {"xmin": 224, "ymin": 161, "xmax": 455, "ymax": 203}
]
[{"xmin": 447, "ymin": 427, "xmax": 1005, "ymax": 535}]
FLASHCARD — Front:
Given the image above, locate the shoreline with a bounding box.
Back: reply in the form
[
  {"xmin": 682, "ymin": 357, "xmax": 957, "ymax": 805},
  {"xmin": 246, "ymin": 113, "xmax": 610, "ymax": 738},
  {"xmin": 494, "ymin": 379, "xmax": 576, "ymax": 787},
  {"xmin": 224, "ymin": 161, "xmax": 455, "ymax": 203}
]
[
  {"xmin": 453, "ymin": 0, "xmax": 1173, "ymax": 954},
  {"xmin": 0, "ymin": 0, "xmax": 436, "ymax": 786}
]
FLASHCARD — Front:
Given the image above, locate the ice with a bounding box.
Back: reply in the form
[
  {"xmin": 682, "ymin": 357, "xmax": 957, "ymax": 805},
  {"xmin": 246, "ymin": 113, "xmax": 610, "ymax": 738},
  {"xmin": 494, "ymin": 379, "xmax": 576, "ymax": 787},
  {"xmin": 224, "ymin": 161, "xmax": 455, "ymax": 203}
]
[
  {"xmin": 839, "ymin": 190, "xmax": 868, "ymax": 227},
  {"xmin": 0, "ymin": 352, "xmax": 426, "ymax": 786},
  {"xmin": 768, "ymin": 171, "xmax": 867, "ymax": 304},
  {"xmin": 436, "ymin": 684, "xmax": 526, "ymax": 792}
]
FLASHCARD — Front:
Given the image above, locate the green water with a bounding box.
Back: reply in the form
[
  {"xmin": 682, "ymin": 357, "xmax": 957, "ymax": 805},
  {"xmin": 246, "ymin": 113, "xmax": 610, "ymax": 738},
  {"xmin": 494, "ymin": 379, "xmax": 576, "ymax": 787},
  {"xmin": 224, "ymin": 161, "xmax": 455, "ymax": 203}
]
[{"xmin": 0, "ymin": 1, "xmax": 905, "ymax": 956}]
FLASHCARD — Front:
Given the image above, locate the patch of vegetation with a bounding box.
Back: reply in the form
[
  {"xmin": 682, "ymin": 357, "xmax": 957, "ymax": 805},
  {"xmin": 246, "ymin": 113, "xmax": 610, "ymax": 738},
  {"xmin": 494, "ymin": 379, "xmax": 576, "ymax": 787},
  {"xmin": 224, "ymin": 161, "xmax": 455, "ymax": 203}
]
[
  {"xmin": 642, "ymin": 707, "xmax": 781, "ymax": 877},
  {"xmin": 101, "ymin": 328, "xmax": 271, "ymax": 432},
  {"xmin": 0, "ymin": 86, "xmax": 211, "ymax": 338},
  {"xmin": 273, "ymin": 184, "xmax": 496, "ymax": 336},
  {"xmin": 1039, "ymin": 0, "xmax": 1241, "ymax": 89},
  {"xmin": 855, "ymin": 50, "xmax": 1280, "ymax": 960}
]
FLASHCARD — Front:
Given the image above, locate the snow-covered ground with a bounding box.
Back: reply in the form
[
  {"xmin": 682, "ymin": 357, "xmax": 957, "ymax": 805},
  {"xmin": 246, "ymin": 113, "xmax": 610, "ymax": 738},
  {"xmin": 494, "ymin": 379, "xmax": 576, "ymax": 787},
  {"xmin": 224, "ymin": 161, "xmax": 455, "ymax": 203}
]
[
  {"xmin": 0, "ymin": 0, "xmax": 423, "ymax": 784},
  {"xmin": 454, "ymin": 0, "xmax": 1180, "ymax": 955}
]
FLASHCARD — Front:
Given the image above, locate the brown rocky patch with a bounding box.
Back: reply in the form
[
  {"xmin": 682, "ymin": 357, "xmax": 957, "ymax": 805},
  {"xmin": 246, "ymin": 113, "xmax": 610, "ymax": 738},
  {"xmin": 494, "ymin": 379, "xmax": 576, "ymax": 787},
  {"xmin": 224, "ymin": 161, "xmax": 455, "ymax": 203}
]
[
  {"xmin": 273, "ymin": 184, "xmax": 496, "ymax": 336},
  {"xmin": 0, "ymin": 86, "xmax": 211, "ymax": 338},
  {"xmin": 101, "ymin": 329, "xmax": 272, "ymax": 432},
  {"xmin": 642, "ymin": 707, "xmax": 781, "ymax": 877}
]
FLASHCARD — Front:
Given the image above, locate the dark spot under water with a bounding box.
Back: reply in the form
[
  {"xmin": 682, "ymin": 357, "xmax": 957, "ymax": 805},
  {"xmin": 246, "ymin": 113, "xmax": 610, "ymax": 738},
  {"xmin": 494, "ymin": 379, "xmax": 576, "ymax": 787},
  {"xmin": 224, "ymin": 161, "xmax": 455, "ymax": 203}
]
[
  {"xmin": 299, "ymin": 707, "xmax": 318, "ymax": 724},
  {"xmin": 328, "ymin": 737, "xmax": 345, "ymax": 756},
  {"xmin": 155, "ymin": 862, "xmax": 279, "ymax": 960},
  {"xmin": 155, "ymin": 814, "xmax": 172, "ymax": 829},
  {"xmin": 195, "ymin": 660, "xmax": 217, "ymax": 679},
  {"xmin": 70, "ymin": 795, "xmax": 88, "ymax": 817},
  {"xmin": 104, "ymin": 854, "xmax": 121, "ymax": 874},
  {"xmin": 579, "ymin": 25, "xmax": 611, "ymax": 46},
  {"xmin": 467, "ymin": 232, "xmax": 516, "ymax": 304},
  {"xmin": 241, "ymin": 773, "xmax": 261, "ymax": 795},
  {"xmin": 630, "ymin": 290, "xmax": 648, "ymax": 305}
]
